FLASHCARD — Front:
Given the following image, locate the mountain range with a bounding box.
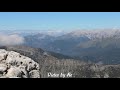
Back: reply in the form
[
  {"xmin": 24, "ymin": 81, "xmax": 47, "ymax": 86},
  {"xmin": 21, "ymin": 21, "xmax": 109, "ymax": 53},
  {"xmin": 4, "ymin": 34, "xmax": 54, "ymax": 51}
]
[{"xmin": 24, "ymin": 29, "xmax": 120, "ymax": 64}]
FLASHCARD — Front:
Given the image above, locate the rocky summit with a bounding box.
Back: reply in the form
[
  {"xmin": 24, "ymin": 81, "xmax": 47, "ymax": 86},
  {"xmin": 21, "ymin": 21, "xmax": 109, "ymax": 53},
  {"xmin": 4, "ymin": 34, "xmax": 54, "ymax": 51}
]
[{"xmin": 0, "ymin": 49, "xmax": 40, "ymax": 78}]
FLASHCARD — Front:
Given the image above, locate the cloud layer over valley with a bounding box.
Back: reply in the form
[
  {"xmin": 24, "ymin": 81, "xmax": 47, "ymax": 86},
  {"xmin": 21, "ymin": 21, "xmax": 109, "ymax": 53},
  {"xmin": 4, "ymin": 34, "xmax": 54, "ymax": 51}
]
[{"xmin": 0, "ymin": 34, "xmax": 24, "ymax": 46}]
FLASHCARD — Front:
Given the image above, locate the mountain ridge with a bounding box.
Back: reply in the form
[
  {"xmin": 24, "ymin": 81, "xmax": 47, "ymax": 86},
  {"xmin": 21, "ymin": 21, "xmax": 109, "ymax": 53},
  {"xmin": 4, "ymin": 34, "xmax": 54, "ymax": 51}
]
[{"xmin": 24, "ymin": 29, "xmax": 120, "ymax": 64}]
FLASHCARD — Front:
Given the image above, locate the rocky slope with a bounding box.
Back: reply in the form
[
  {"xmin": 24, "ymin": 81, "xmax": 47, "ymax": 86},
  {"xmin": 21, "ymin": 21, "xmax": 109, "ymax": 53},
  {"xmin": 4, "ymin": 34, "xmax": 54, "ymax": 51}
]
[
  {"xmin": 0, "ymin": 49, "xmax": 40, "ymax": 78},
  {"xmin": 1, "ymin": 45, "xmax": 120, "ymax": 78}
]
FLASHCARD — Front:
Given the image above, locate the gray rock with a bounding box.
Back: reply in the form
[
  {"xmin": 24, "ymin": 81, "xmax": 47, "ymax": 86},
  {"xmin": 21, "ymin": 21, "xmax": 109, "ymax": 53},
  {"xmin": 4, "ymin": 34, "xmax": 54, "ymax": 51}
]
[
  {"xmin": 104, "ymin": 73, "xmax": 109, "ymax": 78},
  {"xmin": 0, "ymin": 64, "xmax": 7, "ymax": 72},
  {"xmin": 29, "ymin": 70, "xmax": 40, "ymax": 78},
  {"xmin": 0, "ymin": 49, "xmax": 40, "ymax": 78},
  {"xmin": 0, "ymin": 49, "xmax": 8, "ymax": 61},
  {"xmin": 18, "ymin": 65, "xmax": 28, "ymax": 78},
  {"xmin": 6, "ymin": 66, "xmax": 22, "ymax": 77}
]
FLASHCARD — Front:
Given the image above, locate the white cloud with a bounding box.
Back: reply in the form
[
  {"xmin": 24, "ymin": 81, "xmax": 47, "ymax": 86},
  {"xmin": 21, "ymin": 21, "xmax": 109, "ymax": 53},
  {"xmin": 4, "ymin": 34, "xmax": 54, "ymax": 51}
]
[{"xmin": 0, "ymin": 34, "xmax": 24, "ymax": 46}]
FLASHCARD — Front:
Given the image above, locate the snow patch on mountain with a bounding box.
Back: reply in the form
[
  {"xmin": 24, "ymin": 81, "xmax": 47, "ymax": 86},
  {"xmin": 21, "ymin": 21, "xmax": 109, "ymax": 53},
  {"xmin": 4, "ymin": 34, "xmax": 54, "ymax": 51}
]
[{"xmin": 68, "ymin": 29, "xmax": 120, "ymax": 39}]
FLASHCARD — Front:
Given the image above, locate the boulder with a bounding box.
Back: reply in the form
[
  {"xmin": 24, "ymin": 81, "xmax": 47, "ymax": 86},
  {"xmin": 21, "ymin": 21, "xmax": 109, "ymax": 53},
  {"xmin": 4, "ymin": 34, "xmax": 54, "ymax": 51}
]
[
  {"xmin": 29, "ymin": 70, "xmax": 40, "ymax": 78},
  {"xmin": 6, "ymin": 66, "xmax": 22, "ymax": 78},
  {"xmin": 0, "ymin": 64, "xmax": 7, "ymax": 73},
  {"xmin": 0, "ymin": 49, "xmax": 8, "ymax": 61},
  {"xmin": 0, "ymin": 49, "xmax": 40, "ymax": 78},
  {"xmin": 18, "ymin": 65, "xmax": 28, "ymax": 78}
]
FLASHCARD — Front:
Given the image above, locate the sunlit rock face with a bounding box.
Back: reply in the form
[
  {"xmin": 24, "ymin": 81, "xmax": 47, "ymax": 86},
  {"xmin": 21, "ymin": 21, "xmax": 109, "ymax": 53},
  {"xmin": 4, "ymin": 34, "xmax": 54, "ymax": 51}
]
[{"xmin": 0, "ymin": 49, "xmax": 40, "ymax": 78}]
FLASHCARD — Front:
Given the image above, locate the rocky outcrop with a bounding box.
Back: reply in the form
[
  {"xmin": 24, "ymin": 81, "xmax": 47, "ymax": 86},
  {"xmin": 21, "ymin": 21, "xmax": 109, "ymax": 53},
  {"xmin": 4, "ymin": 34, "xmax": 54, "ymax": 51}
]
[
  {"xmin": 0, "ymin": 49, "xmax": 40, "ymax": 78},
  {"xmin": 1, "ymin": 46, "xmax": 120, "ymax": 78}
]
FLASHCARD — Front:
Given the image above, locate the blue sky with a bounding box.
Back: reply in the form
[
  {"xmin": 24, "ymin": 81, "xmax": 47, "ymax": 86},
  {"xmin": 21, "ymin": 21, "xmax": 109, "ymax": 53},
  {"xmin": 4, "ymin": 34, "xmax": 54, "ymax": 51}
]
[{"xmin": 0, "ymin": 12, "xmax": 120, "ymax": 31}]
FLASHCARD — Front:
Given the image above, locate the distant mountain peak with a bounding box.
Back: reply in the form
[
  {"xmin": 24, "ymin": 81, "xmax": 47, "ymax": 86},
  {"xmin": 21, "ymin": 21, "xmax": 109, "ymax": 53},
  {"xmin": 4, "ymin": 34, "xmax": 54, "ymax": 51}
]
[{"xmin": 67, "ymin": 29, "xmax": 120, "ymax": 39}]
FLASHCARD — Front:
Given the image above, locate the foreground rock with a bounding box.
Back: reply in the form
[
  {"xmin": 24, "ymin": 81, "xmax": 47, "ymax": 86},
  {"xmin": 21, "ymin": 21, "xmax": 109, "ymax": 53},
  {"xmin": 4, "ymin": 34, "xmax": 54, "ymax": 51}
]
[{"xmin": 0, "ymin": 49, "xmax": 40, "ymax": 78}]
